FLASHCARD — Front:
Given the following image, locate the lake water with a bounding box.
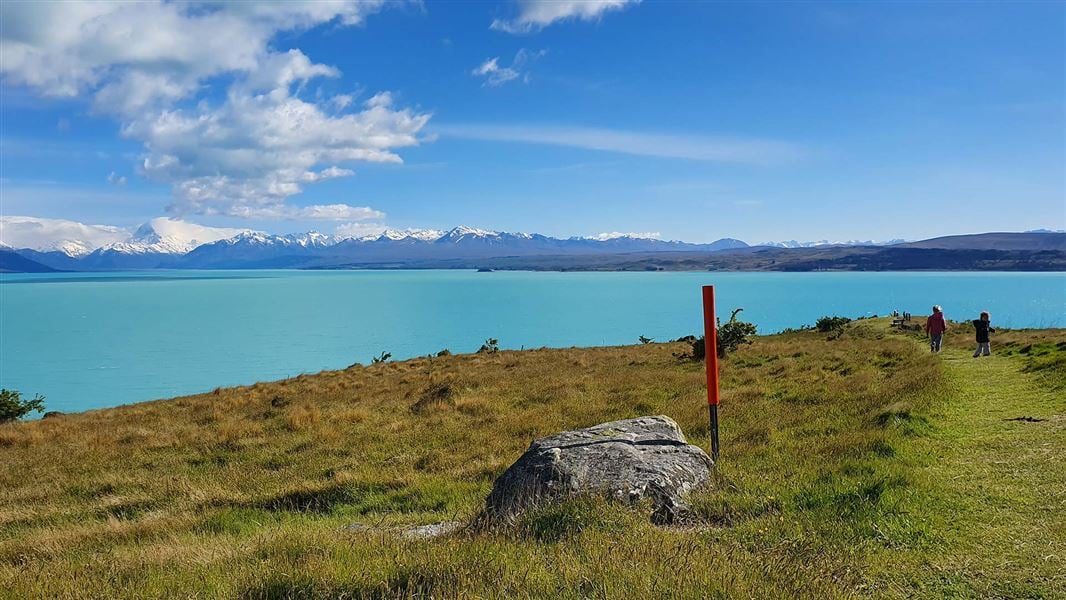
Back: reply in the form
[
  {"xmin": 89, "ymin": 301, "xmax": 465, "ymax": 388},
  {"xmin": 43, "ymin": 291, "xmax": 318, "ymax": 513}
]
[{"xmin": 1, "ymin": 270, "xmax": 1063, "ymax": 414}]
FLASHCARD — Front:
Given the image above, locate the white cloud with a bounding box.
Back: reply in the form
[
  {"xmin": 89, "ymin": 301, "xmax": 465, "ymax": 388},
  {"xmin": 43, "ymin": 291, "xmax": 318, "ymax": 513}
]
[
  {"xmin": 491, "ymin": 0, "xmax": 639, "ymax": 33},
  {"xmin": 471, "ymin": 49, "xmax": 544, "ymax": 86},
  {"xmin": 472, "ymin": 58, "xmax": 518, "ymax": 86},
  {"xmin": 106, "ymin": 171, "xmax": 127, "ymax": 185},
  {"xmin": 263, "ymin": 204, "xmax": 385, "ymax": 221},
  {"xmin": 128, "ymin": 82, "xmax": 427, "ymax": 218},
  {"xmin": 0, "ymin": 215, "xmax": 129, "ymax": 253},
  {"xmin": 0, "ymin": 1, "xmax": 385, "ymax": 111},
  {"xmin": 436, "ymin": 124, "xmax": 803, "ymax": 165},
  {"xmin": 331, "ymin": 94, "xmax": 354, "ymax": 109},
  {"xmin": 138, "ymin": 217, "xmax": 246, "ymax": 242},
  {"xmin": 0, "ymin": 215, "xmax": 253, "ymax": 254},
  {"xmin": 0, "ymin": 1, "xmax": 426, "ymax": 221},
  {"xmin": 589, "ymin": 231, "xmax": 661, "ymax": 241},
  {"xmin": 334, "ymin": 221, "xmax": 388, "ymax": 239}
]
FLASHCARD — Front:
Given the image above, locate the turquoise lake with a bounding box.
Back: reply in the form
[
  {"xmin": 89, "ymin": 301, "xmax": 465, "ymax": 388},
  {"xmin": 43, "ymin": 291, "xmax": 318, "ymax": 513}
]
[{"xmin": 1, "ymin": 270, "xmax": 1063, "ymax": 413}]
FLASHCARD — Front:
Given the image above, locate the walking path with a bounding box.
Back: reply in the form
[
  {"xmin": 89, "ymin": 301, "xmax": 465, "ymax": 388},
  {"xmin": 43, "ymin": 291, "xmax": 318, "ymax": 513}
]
[{"xmin": 900, "ymin": 346, "xmax": 1065, "ymax": 595}]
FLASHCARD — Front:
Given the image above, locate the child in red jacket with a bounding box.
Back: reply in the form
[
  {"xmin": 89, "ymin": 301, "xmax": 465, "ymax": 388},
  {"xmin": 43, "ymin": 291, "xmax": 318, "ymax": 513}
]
[{"xmin": 925, "ymin": 305, "xmax": 947, "ymax": 353}]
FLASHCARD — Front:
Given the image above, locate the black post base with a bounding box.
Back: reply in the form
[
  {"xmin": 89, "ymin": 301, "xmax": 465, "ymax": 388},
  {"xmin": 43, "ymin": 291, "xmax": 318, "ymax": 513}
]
[{"xmin": 708, "ymin": 404, "xmax": 720, "ymax": 463}]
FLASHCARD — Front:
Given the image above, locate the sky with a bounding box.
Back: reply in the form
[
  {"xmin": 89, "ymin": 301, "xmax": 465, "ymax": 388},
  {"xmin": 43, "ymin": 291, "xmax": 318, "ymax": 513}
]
[{"xmin": 1, "ymin": 0, "xmax": 1064, "ymax": 244}]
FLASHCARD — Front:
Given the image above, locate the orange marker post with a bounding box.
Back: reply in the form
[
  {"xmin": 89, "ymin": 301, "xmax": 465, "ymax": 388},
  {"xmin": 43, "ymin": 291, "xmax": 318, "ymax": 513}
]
[{"xmin": 702, "ymin": 285, "xmax": 720, "ymax": 462}]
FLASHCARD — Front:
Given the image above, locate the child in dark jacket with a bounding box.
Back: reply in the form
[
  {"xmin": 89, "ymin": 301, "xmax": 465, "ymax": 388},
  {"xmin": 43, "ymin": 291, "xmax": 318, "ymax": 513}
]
[{"xmin": 972, "ymin": 311, "xmax": 995, "ymax": 357}]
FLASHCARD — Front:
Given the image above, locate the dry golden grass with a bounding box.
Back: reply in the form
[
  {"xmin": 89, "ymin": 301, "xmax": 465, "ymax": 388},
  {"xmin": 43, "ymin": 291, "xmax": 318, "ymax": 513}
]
[{"xmin": 0, "ymin": 318, "xmax": 1063, "ymax": 598}]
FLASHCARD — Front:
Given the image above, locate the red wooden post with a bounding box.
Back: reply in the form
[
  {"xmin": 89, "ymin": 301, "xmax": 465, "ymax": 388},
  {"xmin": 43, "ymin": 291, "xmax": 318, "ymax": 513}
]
[{"xmin": 702, "ymin": 285, "xmax": 720, "ymax": 462}]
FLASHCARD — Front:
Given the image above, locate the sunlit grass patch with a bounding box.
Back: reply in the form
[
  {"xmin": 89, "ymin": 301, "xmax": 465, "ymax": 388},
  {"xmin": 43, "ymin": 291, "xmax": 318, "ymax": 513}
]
[{"xmin": 0, "ymin": 319, "xmax": 1062, "ymax": 598}]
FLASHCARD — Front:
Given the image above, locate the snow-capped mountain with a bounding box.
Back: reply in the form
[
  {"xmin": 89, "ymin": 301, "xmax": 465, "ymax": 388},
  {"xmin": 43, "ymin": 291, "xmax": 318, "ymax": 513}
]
[
  {"xmin": 46, "ymin": 239, "xmax": 96, "ymax": 257},
  {"xmin": 171, "ymin": 225, "xmax": 751, "ymax": 269},
  {"xmin": 436, "ymin": 225, "xmax": 502, "ymax": 243},
  {"xmin": 758, "ymin": 238, "xmax": 907, "ymax": 248},
  {"xmin": 97, "ymin": 218, "xmax": 252, "ymax": 255},
  {"xmin": 179, "ymin": 231, "xmax": 337, "ymax": 268},
  {"xmin": 355, "ymin": 228, "xmax": 446, "ymax": 242}
]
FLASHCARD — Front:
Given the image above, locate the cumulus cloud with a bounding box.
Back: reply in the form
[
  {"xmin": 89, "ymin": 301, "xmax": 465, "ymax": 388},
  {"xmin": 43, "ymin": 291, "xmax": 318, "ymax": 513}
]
[
  {"xmin": 0, "ymin": 1, "xmax": 425, "ymax": 221},
  {"xmin": 128, "ymin": 83, "xmax": 427, "ymax": 218},
  {"xmin": 471, "ymin": 49, "xmax": 544, "ymax": 86},
  {"xmin": 435, "ymin": 124, "xmax": 803, "ymax": 165},
  {"xmin": 491, "ymin": 0, "xmax": 639, "ymax": 33},
  {"xmin": 0, "ymin": 1, "xmax": 384, "ymax": 111},
  {"xmin": 106, "ymin": 171, "xmax": 127, "ymax": 185}
]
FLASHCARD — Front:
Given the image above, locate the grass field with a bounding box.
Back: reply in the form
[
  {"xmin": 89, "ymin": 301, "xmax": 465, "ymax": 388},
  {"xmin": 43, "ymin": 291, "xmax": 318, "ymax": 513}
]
[{"xmin": 1, "ymin": 318, "xmax": 1063, "ymax": 598}]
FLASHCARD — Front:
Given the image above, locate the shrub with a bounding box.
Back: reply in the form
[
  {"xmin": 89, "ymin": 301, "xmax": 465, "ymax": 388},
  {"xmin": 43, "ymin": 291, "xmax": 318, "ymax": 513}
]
[
  {"xmin": 371, "ymin": 351, "xmax": 392, "ymax": 364},
  {"xmin": 436, "ymin": 349, "xmax": 452, "ymax": 357},
  {"xmin": 638, "ymin": 335, "xmax": 654, "ymax": 344},
  {"xmin": 816, "ymin": 316, "xmax": 852, "ymax": 334},
  {"xmin": 477, "ymin": 338, "xmax": 499, "ymax": 354},
  {"xmin": 0, "ymin": 389, "xmax": 45, "ymax": 423}
]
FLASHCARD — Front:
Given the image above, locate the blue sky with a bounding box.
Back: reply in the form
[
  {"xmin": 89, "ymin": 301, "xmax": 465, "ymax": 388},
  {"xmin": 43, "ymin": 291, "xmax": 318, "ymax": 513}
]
[{"xmin": 1, "ymin": 0, "xmax": 1063, "ymax": 243}]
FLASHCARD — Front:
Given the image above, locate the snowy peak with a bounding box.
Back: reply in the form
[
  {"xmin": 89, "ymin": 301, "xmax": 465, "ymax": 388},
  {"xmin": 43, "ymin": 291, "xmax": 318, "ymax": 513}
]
[
  {"xmin": 577, "ymin": 232, "xmax": 662, "ymax": 242},
  {"xmin": 47, "ymin": 239, "xmax": 96, "ymax": 257},
  {"xmin": 438, "ymin": 225, "xmax": 501, "ymax": 243},
  {"xmin": 192, "ymin": 230, "xmax": 336, "ymax": 251},
  {"xmin": 282, "ymin": 231, "xmax": 335, "ymax": 247},
  {"xmin": 100, "ymin": 218, "xmax": 252, "ymax": 255},
  {"xmin": 370, "ymin": 228, "xmax": 445, "ymax": 242}
]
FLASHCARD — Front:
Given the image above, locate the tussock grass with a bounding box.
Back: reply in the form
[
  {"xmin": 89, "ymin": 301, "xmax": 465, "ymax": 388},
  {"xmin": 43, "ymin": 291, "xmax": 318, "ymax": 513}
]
[{"xmin": 0, "ymin": 319, "xmax": 1063, "ymax": 598}]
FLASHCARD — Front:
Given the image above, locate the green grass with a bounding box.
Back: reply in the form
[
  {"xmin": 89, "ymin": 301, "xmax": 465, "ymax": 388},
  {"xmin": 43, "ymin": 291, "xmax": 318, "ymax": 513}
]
[{"xmin": 0, "ymin": 319, "xmax": 1062, "ymax": 598}]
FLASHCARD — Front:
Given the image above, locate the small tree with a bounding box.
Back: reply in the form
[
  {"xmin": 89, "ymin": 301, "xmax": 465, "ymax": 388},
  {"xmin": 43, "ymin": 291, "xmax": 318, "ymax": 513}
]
[
  {"xmin": 716, "ymin": 308, "xmax": 758, "ymax": 358},
  {"xmin": 371, "ymin": 351, "xmax": 392, "ymax": 364},
  {"xmin": 638, "ymin": 335, "xmax": 654, "ymax": 345},
  {"xmin": 478, "ymin": 338, "xmax": 499, "ymax": 354},
  {"xmin": 675, "ymin": 308, "xmax": 757, "ymax": 361},
  {"xmin": 0, "ymin": 389, "xmax": 45, "ymax": 423}
]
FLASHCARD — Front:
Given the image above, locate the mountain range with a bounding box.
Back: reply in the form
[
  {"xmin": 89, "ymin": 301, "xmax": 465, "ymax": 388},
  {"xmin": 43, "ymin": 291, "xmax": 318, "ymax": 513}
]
[
  {"xmin": 3, "ymin": 221, "xmax": 749, "ymax": 271},
  {"xmin": 2, "ymin": 218, "xmax": 1064, "ymax": 273}
]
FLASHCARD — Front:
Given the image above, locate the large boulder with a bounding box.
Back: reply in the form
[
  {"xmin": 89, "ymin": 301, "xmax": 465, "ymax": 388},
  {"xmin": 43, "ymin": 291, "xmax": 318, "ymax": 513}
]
[{"xmin": 485, "ymin": 415, "xmax": 712, "ymax": 523}]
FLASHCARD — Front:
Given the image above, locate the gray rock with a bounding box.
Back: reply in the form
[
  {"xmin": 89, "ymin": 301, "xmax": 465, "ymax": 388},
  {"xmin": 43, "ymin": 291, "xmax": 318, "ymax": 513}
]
[
  {"xmin": 401, "ymin": 521, "xmax": 463, "ymax": 539},
  {"xmin": 344, "ymin": 521, "xmax": 462, "ymax": 540},
  {"xmin": 485, "ymin": 415, "xmax": 712, "ymax": 524}
]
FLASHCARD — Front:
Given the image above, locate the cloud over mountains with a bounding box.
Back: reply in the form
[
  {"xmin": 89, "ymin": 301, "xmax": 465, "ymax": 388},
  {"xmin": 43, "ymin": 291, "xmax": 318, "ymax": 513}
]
[{"xmin": 0, "ymin": 1, "xmax": 426, "ymax": 222}]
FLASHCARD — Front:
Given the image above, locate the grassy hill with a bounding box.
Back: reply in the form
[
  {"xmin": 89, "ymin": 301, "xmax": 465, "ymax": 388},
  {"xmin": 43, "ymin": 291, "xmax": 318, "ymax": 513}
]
[{"xmin": 1, "ymin": 319, "xmax": 1063, "ymax": 598}]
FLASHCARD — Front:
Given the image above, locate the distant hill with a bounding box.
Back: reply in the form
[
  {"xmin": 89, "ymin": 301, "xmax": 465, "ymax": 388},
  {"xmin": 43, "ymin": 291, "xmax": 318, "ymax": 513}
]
[
  {"xmin": 897, "ymin": 232, "xmax": 1066, "ymax": 251},
  {"xmin": 363, "ymin": 246, "xmax": 1066, "ymax": 272},
  {"xmin": 0, "ymin": 248, "xmax": 58, "ymax": 273}
]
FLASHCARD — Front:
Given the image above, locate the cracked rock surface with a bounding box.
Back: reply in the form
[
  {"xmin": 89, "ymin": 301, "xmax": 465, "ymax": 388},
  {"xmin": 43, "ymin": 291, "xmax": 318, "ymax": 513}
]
[{"xmin": 485, "ymin": 415, "xmax": 712, "ymax": 523}]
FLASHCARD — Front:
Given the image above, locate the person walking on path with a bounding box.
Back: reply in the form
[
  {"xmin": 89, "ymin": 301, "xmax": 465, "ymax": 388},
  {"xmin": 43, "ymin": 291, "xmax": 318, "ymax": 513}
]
[
  {"xmin": 972, "ymin": 311, "xmax": 995, "ymax": 357},
  {"xmin": 925, "ymin": 305, "xmax": 947, "ymax": 353}
]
